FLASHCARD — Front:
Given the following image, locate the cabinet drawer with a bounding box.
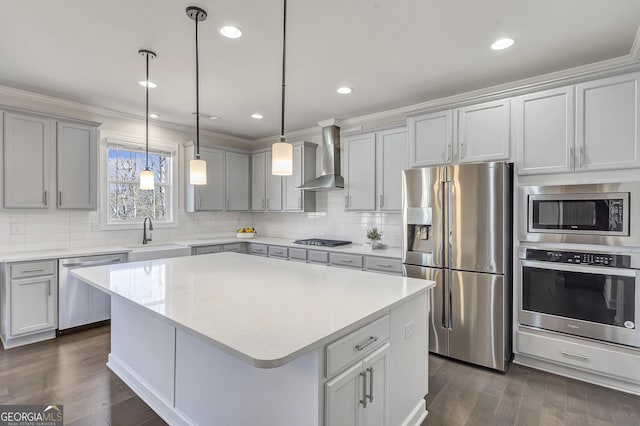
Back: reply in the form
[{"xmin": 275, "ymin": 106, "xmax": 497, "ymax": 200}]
[
  {"xmin": 518, "ymin": 329, "xmax": 640, "ymax": 383},
  {"xmin": 307, "ymin": 250, "xmax": 329, "ymax": 264},
  {"xmin": 364, "ymin": 257, "xmax": 402, "ymax": 274},
  {"xmin": 192, "ymin": 245, "xmax": 223, "ymax": 255},
  {"xmin": 326, "ymin": 314, "xmax": 389, "ymax": 377},
  {"xmin": 268, "ymin": 246, "xmax": 289, "ymax": 258},
  {"xmin": 329, "ymin": 253, "xmax": 362, "ymax": 269},
  {"xmin": 289, "ymin": 248, "xmax": 307, "ymax": 262},
  {"xmin": 251, "ymin": 244, "xmax": 268, "ymax": 256},
  {"xmin": 10, "ymin": 261, "xmax": 55, "ymax": 279},
  {"xmin": 223, "ymin": 243, "xmax": 244, "ymax": 253}
]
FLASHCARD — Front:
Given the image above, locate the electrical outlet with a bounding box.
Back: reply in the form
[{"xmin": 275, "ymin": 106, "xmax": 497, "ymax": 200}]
[{"xmin": 405, "ymin": 320, "xmax": 415, "ymax": 340}]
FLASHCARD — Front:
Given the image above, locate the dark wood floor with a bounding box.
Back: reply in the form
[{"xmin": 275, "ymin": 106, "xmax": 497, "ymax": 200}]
[{"xmin": 0, "ymin": 326, "xmax": 638, "ymax": 425}]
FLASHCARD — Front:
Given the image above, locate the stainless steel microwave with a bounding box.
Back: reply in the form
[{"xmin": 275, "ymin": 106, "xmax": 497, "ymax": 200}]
[{"xmin": 520, "ymin": 182, "xmax": 640, "ymax": 247}]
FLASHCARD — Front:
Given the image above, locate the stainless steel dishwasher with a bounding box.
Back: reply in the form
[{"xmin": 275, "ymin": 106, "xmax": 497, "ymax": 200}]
[{"xmin": 58, "ymin": 253, "xmax": 126, "ymax": 332}]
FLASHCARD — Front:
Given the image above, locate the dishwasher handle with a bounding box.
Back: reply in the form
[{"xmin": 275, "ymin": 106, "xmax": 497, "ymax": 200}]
[{"xmin": 62, "ymin": 258, "xmax": 122, "ymax": 268}]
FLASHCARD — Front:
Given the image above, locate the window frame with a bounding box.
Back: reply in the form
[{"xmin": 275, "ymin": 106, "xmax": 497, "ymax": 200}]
[{"xmin": 99, "ymin": 136, "xmax": 178, "ymax": 230}]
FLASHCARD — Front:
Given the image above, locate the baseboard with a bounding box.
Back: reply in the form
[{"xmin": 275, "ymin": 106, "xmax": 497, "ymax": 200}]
[
  {"xmin": 401, "ymin": 399, "xmax": 428, "ymax": 426},
  {"xmin": 1, "ymin": 329, "xmax": 56, "ymax": 349},
  {"xmin": 107, "ymin": 353, "xmax": 194, "ymax": 426}
]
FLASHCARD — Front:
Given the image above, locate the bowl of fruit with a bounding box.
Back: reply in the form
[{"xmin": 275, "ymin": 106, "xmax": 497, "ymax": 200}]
[{"xmin": 236, "ymin": 227, "xmax": 256, "ymax": 239}]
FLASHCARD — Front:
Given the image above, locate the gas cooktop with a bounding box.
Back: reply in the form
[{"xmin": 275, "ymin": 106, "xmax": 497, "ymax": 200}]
[{"xmin": 293, "ymin": 239, "xmax": 352, "ymax": 247}]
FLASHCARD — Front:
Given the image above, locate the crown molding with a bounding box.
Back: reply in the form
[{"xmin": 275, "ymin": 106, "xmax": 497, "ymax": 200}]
[
  {"xmin": 0, "ymin": 84, "xmax": 254, "ymax": 146},
  {"xmin": 631, "ymin": 26, "xmax": 640, "ymax": 61}
]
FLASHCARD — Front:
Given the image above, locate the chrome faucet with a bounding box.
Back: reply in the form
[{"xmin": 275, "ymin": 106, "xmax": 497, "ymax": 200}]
[{"xmin": 142, "ymin": 216, "xmax": 154, "ymax": 244}]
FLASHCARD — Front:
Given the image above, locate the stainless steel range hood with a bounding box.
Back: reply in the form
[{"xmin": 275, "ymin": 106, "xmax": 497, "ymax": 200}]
[{"xmin": 297, "ymin": 123, "xmax": 344, "ymax": 191}]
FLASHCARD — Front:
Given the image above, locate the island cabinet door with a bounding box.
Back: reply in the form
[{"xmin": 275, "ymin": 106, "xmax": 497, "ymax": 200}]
[
  {"xmin": 362, "ymin": 344, "xmax": 390, "ymax": 426},
  {"xmin": 325, "ymin": 362, "xmax": 362, "ymax": 426}
]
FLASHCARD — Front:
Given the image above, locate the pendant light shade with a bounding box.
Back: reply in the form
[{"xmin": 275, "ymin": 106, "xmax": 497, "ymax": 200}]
[
  {"xmin": 189, "ymin": 158, "xmax": 207, "ymax": 185},
  {"xmin": 272, "ymin": 140, "xmax": 293, "ymax": 175},
  {"xmin": 271, "ymin": 0, "xmax": 293, "ymax": 176},
  {"xmin": 139, "ymin": 49, "xmax": 156, "ymax": 190},
  {"xmin": 187, "ymin": 6, "xmax": 208, "ymax": 185}
]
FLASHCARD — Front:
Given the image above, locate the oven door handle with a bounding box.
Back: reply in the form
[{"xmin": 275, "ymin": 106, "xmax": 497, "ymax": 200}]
[{"xmin": 520, "ymin": 259, "xmax": 637, "ymax": 277}]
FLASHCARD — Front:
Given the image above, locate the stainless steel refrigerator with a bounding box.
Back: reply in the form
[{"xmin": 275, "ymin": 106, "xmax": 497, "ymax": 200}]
[{"xmin": 402, "ymin": 162, "xmax": 512, "ymax": 371}]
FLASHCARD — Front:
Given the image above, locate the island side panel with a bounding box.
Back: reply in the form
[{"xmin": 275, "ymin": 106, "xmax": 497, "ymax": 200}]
[
  {"xmin": 174, "ymin": 329, "xmax": 323, "ymax": 426},
  {"xmin": 109, "ymin": 298, "xmax": 176, "ymax": 407},
  {"xmin": 389, "ymin": 291, "xmax": 429, "ymax": 426}
]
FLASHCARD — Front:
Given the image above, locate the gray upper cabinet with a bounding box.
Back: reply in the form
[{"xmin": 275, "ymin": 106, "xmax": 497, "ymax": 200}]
[
  {"xmin": 457, "ymin": 99, "xmax": 511, "ymax": 163},
  {"xmin": 282, "ymin": 142, "xmax": 317, "ymax": 212},
  {"xmin": 3, "ymin": 111, "xmax": 51, "ymax": 208},
  {"xmin": 251, "ymin": 152, "xmax": 266, "ymax": 211},
  {"xmin": 408, "ymin": 110, "xmax": 453, "ymax": 167},
  {"xmin": 376, "ymin": 127, "xmax": 408, "ymax": 211},
  {"xmin": 344, "ymin": 132, "xmax": 376, "ymax": 211},
  {"xmin": 57, "ymin": 121, "xmax": 97, "ymax": 209},
  {"xmin": 226, "ymin": 152, "xmax": 249, "ymax": 211},
  {"xmin": 186, "ymin": 145, "xmax": 226, "ymax": 211},
  {"xmin": 266, "ymin": 151, "xmax": 283, "ymax": 211}
]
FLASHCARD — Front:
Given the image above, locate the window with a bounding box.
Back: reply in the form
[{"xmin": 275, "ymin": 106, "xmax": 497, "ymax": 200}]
[{"xmin": 106, "ymin": 142, "xmax": 174, "ymax": 224}]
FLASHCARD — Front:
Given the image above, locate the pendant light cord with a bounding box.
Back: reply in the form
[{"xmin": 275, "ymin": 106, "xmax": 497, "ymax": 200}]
[
  {"xmin": 145, "ymin": 52, "xmax": 150, "ymax": 170},
  {"xmin": 280, "ymin": 0, "xmax": 287, "ymax": 142},
  {"xmin": 195, "ymin": 14, "xmax": 201, "ymax": 159}
]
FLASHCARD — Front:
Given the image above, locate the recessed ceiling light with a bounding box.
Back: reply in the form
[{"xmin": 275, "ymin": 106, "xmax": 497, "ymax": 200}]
[
  {"xmin": 491, "ymin": 38, "xmax": 514, "ymax": 50},
  {"xmin": 251, "ymin": 113, "xmax": 263, "ymax": 119},
  {"xmin": 149, "ymin": 113, "xmax": 159, "ymax": 119},
  {"xmin": 219, "ymin": 25, "xmax": 242, "ymax": 39},
  {"xmin": 336, "ymin": 87, "xmax": 352, "ymax": 95},
  {"xmin": 208, "ymin": 115, "xmax": 219, "ymax": 120},
  {"xmin": 138, "ymin": 80, "xmax": 157, "ymax": 88}
]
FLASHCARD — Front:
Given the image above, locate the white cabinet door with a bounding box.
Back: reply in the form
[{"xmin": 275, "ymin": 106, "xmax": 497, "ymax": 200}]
[
  {"xmin": 194, "ymin": 148, "xmax": 226, "ymax": 211},
  {"xmin": 345, "ymin": 133, "xmax": 376, "ymax": 211},
  {"xmin": 57, "ymin": 121, "xmax": 97, "ymax": 209},
  {"xmin": 266, "ymin": 151, "xmax": 283, "ymax": 211},
  {"xmin": 325, "ymin": 362, "xmax": 362, "ymax": 426},
  {"xmin": 457, "ymin": 99, "xmax": 511, "ymax": 163},
  {"xmin": 11, "ymin": 276, "xmax": 56, "ymax": 336},
  {"xmin": 576, "ymin": 72, "xmax": 640, "ymax": 171},
  {"xmin": 362, "ymin": 343, "xmax": 390, "ymax": 426},
  {"xmin": 376, "ymin": 128, "xmax": 407, "ymax": 211},
  {"xmin": 515, "ymin": 87, "xmax": 574, "ymax": 175},
  {"xmin": 3, "ymin": 111, "xmax": 51, "ymax": 208},
  {"xmin": 251, "ymin": 152, "xmax": 266, "ymax": 211},
  {"xmin": 226, "ymin": 152, "xmax": 249, "ymax": 211},
  {"xmin": 408, "ymin": 110, "xmax": 452, "ymax": 167},
  {"xmin": 283, "ymin": 145, "xmax": 303, "ymax": 211}
]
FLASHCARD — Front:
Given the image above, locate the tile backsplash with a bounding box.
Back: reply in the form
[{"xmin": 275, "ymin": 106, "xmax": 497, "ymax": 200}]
[{"xmin": 0, "ymin": 191, "xmax": 402, "ymax": 253}]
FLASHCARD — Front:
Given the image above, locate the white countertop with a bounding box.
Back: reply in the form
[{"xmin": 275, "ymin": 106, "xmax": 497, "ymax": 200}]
[
  {"xmin": 72, "ymin": 253, "xmax": 432, "ymax": 368},
  {"xmin": 0, "ymin": 236, "xmax": 402, "ymax": 262}
]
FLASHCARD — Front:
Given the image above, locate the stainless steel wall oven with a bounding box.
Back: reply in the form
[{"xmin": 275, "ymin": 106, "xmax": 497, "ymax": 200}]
[{"xmin": 518, "ymin": 247, "xmax": 640, "ymax": 348}]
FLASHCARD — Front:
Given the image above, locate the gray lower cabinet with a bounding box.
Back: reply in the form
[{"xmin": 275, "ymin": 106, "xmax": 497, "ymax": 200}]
[
  {"xmin": 192, "ymin": 243, "xmax": 246, "ymax": 255},
  {"xmin": 363, "ymin": 257, "xmax": 402, "ymax": 275},
  {"xmin": 250, "ymin": 243, "xmax": 268, "ymax": 256},
  {"xmin": 329, "ymin": 253, "xmax": 363, "ymax": 270},
  {"xmin": 0, "ymin": 260, "xmax": 57, "ymax": 349},
  {"xmin": 268, "ymin": 246, "xmax": 288, "ymax": 259},
  {"xmin": 289, "ymin": 248, "xmax": 307, "ymax": 262},
  {"xmin": 308, "ymin": 250, "xmax": 329, "ymax": 265}
]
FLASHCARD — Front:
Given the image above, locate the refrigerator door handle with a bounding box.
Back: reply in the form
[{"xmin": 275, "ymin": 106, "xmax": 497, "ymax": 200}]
[
  {"xmin": 448, "ymin": 270, "xmax": 453, "ymax": 330},
  {"xmin": 441, "ymin": 272, "xmax": 448, "ymax": 329}
]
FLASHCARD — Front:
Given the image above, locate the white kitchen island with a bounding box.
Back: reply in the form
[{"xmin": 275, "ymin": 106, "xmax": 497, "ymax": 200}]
[{"xmin": 72, "ymin": 252, "xmax": 433, "ymax": 426}]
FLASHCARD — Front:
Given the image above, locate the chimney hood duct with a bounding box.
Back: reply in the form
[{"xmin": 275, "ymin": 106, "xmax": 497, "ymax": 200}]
[{"xmin": 297, "ymin": 124, "xmax": 344, "ymax": 191}]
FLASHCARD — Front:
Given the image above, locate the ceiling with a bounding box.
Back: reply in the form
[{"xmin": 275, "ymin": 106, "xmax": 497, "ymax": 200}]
[{"xmin": 1, "ymin": 0, "xmax": 639, "ymax": 141}]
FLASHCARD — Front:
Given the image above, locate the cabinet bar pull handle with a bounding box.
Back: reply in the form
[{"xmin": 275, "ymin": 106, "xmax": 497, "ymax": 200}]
[
  {"xmin": 356, "ymin": 336, "xmax": 378, "ymax": 351},
  {"xmin": 266, "ymin": 198, "xmax": 269, "ymax": 209},
  {"xmin": 379, "ymin": 194, "xmax": 384, "ymax": 208},
  {"xmin": 48, "ymin": 281, "xmax": 51, "ymax": 295},
  {"xmin": 579, "ymin": 146, "xmax": 584, "ymax": 168},
  {"xmin": 262, "ymin": 199, "xmax": 265, "ymax": 209},
  {"xmin": 341, "ymin": 259, "xmax": 353, "ymax": 263},
  {"xmin": 561, "ymin": 350, "xmax": 589, "ymax": 360},
  {"xmin": 460, "ymin": 143, "xmax": 466, "ymax": 159},
  {"xmin": 360, "ymin": 372, "xmax": 368, "ymax": 408},
  {"xmin": 197, "ymin": 196, "xmax": 201, "ymax": 209},
  {"xmin": 448, "ymin": 144, "xmax": 453, "ymax": 162},
  {"xmin": 43, "ymin": 190, "xmax": 48, "ymax": 206},
  {"xmin": 59, "ymin": 191, "xmax": 63, "ymax": 206},
  {"xmin": 378, "ymin": 264, "xmax": 392, "ymax": 268},
  {"xmin": 22, "ymin": 268, "xmax": 45, "ymax": 273},
  {"xmin": 345, "ymin": 196, "xmax": 349, "ymax": 208},
  {"xmin": 366, "ymin": 367, "xmax": 374, "ymax": 402},
  {"xmin": 298, "ymin": 197, "xmax": 301, "ymax": 209},
  {"xmin": 227, "ymin": 199, "xmax": 230, "ymax": 210}
]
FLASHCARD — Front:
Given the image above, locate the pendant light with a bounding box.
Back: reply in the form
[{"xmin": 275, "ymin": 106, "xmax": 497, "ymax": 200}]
[
  {"xmin": 271, "ymin": 0, "xmax": 293, "ymax": 176},
  {"xmin": 139, "ymin": 49, "xmax": 156, "ymax": 190},
  {"xmin": 187, "ymin": 6, "xmax": 208, "ymax": 185}
]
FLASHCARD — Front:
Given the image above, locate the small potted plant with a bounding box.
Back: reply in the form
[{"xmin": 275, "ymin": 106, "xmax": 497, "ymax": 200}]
[{"xmin": 366, "ymin": 226, "xmax": 383, "ymax": 249}]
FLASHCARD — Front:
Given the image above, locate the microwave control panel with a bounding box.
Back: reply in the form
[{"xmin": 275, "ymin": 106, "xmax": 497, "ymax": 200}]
[{"xmin": 525, "ymin": 249, "xmax": 631, "ymax": 268}]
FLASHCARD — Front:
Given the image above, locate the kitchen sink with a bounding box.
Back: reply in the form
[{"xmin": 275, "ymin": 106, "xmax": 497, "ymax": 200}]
[{"xmin": 123, "ymin": 243, "xmax": 191, "ymax": 262}]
